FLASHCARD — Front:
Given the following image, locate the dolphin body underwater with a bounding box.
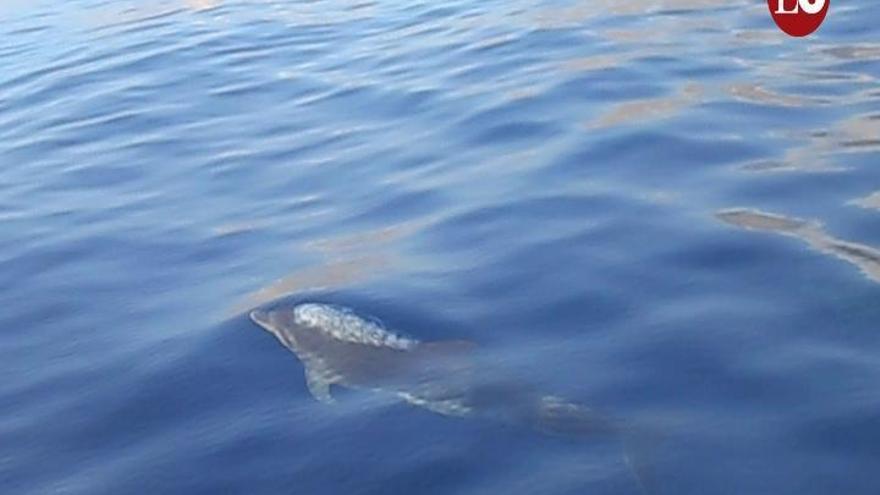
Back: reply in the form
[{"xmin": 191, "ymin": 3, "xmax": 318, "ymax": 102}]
[
  {"xmin": 250, "ymin": 303, "xmax": 616, "ymax": 436},
  {"xmin": 250, "ymin": 302, "xmax": 650, "ymax": 491},
  {"xmin": 250, "ymin": 303, "xmax": 610, "ymax": 432}
]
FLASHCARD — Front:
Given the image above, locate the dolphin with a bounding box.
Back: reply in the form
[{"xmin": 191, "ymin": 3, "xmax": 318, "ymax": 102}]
[
  {"xmin": 250, "ymin": 303, "xmax": 652, "ymax": 491},
  {"xmin": 250, "ymin": 303, "xmax": 609, "ymax": 429},
  {"xmin": 250, "ymin": 303, "xmax": 480, "ymax": 415}
]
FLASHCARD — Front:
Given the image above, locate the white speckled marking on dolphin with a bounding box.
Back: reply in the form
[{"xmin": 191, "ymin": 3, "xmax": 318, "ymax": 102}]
[{"xmin": 292, "ymin": 303, "xmax": 417, "ymax": 350}]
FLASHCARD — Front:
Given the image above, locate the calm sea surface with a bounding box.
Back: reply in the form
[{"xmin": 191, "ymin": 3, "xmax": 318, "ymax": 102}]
[{"xmin": 2, "ymin": 1, "xmax": 879, "ymax": 494}]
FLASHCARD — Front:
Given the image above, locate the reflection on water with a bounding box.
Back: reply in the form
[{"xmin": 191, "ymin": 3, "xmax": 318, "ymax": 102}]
[
  {"xmin": 718, "ymin": 209, "xmax": 880, "ymax": 284},
  {"xmin": 586, "ymin": 83, "xmax": 703, "ymax": 130},
  {"xmin": 83, "ymin": 2, "xmax": 182, "ymax": 30},
  {"xmin": 850, "ymin": 192, "xmax": 880, "ymax": 211},
  {"xmin": 0, "ymin": 1, "xmax": 30, "ymax": 17},
  {"xmin": 738, "ymin": 112, "xmax": 880, "ymax": 174},
  {"xmin": 185, "ymin": 0, "xmax": 220, "ymax": 11},
  {"xmin": 530, "ymin": 0, "xmax": 743, "ymax": 29},
  {"xmin": 834, "ymin": 114, "xmax": 880, "ymax": 151},
  {"xmin": 303, "ymin": 219, "xmax": 425, "ymax": 255},
  {"xmin": 721, "ymin": 39, "xmax": 880, "ymax": 174},
  {"xmin": 813, "ymin": 44, "xmax": 880, "ymax": 62},
  {"xmin": 80, "ymin": 0, "xmax": 220, "ymax": 31},
  {"xmin": 229, "ymin": 219, "xmax": 432, "ymax": 315},
  {"xmin": 738, "ymin": 147, "xmax": 849, "ymax": 174},
  {"xmin": 262, "ymin": 0, "xmax": 378, "ymax": 27},
  {"xmin": 732, "ymin": 29, "xmax": 786, "ymax": 45},
  {"xmin": 726, "ymin": 82, "xmax": 822, "ymax": 108},
  {"xmin": 210, "ymin": 220, "xmax": 267, "ymax": 237},
  {"xmin": 229, "ymin": 255, "xmax": 391, "ymax": 316},
  {"xmin": 562, "ymin": 53, "xmax": 631, "ymax": 73}
]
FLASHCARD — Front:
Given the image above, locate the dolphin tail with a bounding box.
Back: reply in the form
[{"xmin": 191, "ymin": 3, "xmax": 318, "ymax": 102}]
[
  {"xmin": 619, "ymin": 427, "xmax": 657, "ymax": 495},
  {"xmin": 535, "ymin": 396, "xmax": 655, "ymax": 494}
]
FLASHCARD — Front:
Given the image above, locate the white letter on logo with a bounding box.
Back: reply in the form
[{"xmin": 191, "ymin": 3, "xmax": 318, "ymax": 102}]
[
  {"xmin": 775, "ymin": 0, "xmax": 799, "ymax": 14},
  {"xmin": 798, "ymin": 0, "xmax": 825, "ymax": 15}
]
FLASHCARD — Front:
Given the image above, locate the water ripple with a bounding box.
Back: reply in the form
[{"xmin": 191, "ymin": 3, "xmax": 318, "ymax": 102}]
[{"xmin": 2, "ymin": 0, "xmax": 880, "ymax": 494}]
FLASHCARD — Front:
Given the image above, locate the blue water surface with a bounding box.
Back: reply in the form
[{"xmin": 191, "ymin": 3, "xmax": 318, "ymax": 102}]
[{"xmin": 2, "ymin": 1, "xmax": 879, "ymax": 494}]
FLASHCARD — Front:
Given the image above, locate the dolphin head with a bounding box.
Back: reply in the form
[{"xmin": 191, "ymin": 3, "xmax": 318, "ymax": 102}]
[
  {"xmin": 250, "ymin": 307, "xmax": 299, "ymax": 342},
  {"xmin": 250, "ymin": 303, "xmax": 421, "ymax": 353}
]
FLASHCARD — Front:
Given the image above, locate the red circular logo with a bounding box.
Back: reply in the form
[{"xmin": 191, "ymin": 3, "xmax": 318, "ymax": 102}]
[{"xmin": 768, "ymin": 0, "xmax": 830, "ymax": 37}]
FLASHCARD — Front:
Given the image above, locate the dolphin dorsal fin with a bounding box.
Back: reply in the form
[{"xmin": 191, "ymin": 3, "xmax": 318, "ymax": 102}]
[{"xmin": 305, "ymin": 366, "xmax": 336, "ymax": 404}]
